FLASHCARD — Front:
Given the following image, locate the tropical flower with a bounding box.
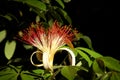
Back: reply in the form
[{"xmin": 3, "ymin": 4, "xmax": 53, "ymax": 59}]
[{"xmin": 18, "ymin": 21, "xmax": 76, "ymax": 71}]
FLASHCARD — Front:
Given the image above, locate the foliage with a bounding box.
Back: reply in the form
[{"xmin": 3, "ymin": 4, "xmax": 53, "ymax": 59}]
[{"xmin": 0, "ymin": 0, "xmax": 120, "ymax": 80}]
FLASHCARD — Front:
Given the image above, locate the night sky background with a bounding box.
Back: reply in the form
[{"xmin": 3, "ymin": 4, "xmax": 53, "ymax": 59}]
[{"xmin": 64, "ymin": 0, "xmax": 117, "ymax": 59}]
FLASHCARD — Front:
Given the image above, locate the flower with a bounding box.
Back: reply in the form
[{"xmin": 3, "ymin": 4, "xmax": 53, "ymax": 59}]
[{"xmin": 18, "ymin": 21, "xmax": 76, "ymax": 71}]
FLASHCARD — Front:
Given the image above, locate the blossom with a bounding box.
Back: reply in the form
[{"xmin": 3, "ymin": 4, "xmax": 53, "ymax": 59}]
[{"xmin": 18, "ymin": 21, "xmax": 76, "ymax": 71}]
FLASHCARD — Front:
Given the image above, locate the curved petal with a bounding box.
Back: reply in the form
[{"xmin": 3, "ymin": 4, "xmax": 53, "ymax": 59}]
[
  {"xmin": 58, "ymin": 47, "xmax": 76, "ymax": 66},
  {"xmin": 43, "ymin": 47, "xmax": 76, "ymax": 72},
  {"xmin": 30, "ymin": 51, "xmax": 43, "ymax": 67}
]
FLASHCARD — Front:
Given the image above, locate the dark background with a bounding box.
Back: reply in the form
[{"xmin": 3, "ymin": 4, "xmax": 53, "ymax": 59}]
[
  {"xmin": 65, "ymin": 1, "xmax": 118, "ymax": 59},
  {"xmin": 0, "ymin": 0, "xmax": 118, "ymax": 63}
]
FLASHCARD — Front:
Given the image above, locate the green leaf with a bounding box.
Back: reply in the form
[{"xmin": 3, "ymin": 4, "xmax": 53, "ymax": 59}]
[
  {"xmin": 93, "ymin": 59, "xmax": 105, "ymax": 77},
  {"xmin": 74, "ymin": 32, "xmax": 81, "ymax": 40},
  {"xmin": 77, "ymin": 47, "xmax": 103, "ymax": 58},
  {"xmin": 48, "ymin": 19, "xmax": 54, "ymax": 27},
  {"xmin": 56, "ymin": 0, "xmax": 65, "ymax": 8},
  {"xmin": 0, "ymin": 73, "xmax": 18, "ymax": 80},
  {"xmin": 16, "ymin": 0, "xmax": 46, "ymax": 11},
  {"xmin": 101, "ymin": 72, "xmax": 111, "ymax": 80},
  {"xmin": 61, "ymin": 66, "xmax": 78, "ymax": 80},
  {"xmin": 81, "ymin": 35, "xmax": 93, "ymax": 49},
  {"xmin": 0, "ymin": 30, "xmax": 6, "ymax": 43},
  {"xmin": 0, "ymin": 13, "xmax": 19, "ymax": 22},
  {"xmin": 50, "ymin": 10, "xmax": 63, "ymax": 24},
  {"xmin": 110, "ymin": 72, "xmax": 120, "ymax": 80},
  {"xmin": 4, "ymin": 40, "xmax": 16, "ymax": 60},
  {"xmin": 100, "ymin": 71, "xmax": 120, "ymax": 80},
  {"xmin": 35, "ymin": 15, "xmax": 40, "ymax": 23},
  {"xmin": 57, "ymin": 8, "xmax": 72, "ymax": 24},
  {"xmin": 23, "ymin": 44, "xmax": 33, "ymax": 50},
  {"xmin": 100, "ymin": 57, "xmax": 120, "ymax": 72},
  {"xmin": 76, "ymin": 61, "xmax": 82, "ymax": 66},
  {"xmin": 0, "ymin": 15, "xmax": 12, "ymax": 21},
  {"xmin": 30, "ymin": 8, "xmax": 46, "ymax": 21},
  {"xmin": 75, "ymin": 48, "xmax": 92, "ymax": 67},
  {"xmin": 20, "ymin": 71, "xmax": 34, "ymax": 80},
  {"xmin": 26, "ymin": 0, "xmax": 46, "ymax": 11},
  {"xmin": 43, "ymin": 73, "xmax": 51, "ymax": 79},
  {"xmin": 63, "ymin": 0, "xmax": 71, "ymax": 3},
  {"xmin": 13, "ymin": 58, "xmax": 22, "ymax": 63},
  {"xmin": 42, "ymin": 0, "xmax": 50, "ymax": 4},
  {"xmin": 32, "ymin": 69, "xmax": 44, "ymax": 74},
  {"xmin": 0, "ymin": 67, "xmax": 18, "ymax": 80}
]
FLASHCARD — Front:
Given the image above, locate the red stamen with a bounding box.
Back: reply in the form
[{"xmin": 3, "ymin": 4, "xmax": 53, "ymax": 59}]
[{"xmin": 17, "ymin": 21, "xmax": 76, "ymax": 51}]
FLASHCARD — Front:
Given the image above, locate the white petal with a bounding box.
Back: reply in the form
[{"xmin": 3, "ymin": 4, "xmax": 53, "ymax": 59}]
[{"xmin": 59, "ymin": 47, "xmax": 76, "ymax": 66}]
